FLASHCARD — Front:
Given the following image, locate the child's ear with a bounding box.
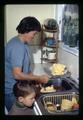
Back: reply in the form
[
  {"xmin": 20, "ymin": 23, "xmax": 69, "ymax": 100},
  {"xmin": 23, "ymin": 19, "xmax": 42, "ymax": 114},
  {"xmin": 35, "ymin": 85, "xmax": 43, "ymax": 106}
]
[{"xmin": 18, "ymin": 96, "xmax": 24, "ymax": 102}]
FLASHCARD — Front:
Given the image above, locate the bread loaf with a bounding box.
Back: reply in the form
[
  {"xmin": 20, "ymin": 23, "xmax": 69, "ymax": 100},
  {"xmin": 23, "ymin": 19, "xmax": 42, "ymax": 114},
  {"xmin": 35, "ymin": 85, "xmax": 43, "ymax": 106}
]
[
  {"xmin": 61, "ymin": 99, "xmax": 73, "ymax": 111},
  {"xmin": 46, "ymin": 101, "xmax": 56, "ymax": 111}
]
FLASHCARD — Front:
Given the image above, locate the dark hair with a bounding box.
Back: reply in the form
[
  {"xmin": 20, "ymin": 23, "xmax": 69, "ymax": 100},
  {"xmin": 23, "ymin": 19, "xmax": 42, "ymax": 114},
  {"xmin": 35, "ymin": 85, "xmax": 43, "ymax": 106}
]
[
  {"xmin": 16, "ymin": 16, "xmax": 41, "ymax": 33},
  {"xmin": 13, "ymin": 81, "xmax": 35, "ymax": 98}
]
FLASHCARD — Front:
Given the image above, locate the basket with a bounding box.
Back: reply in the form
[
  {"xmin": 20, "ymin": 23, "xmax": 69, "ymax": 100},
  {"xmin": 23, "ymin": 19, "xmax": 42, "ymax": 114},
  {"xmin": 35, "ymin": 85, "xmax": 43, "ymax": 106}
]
[{"xmin": 42, "ymin": 92, "xmax": 79, "ymax": 114}]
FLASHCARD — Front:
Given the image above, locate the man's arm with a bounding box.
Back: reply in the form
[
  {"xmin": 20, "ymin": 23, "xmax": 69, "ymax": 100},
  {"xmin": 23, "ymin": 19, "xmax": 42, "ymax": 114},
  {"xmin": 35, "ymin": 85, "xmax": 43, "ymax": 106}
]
[{"xmin": 12, "ymin": 67, "xmax": 49, "ymax": 84}]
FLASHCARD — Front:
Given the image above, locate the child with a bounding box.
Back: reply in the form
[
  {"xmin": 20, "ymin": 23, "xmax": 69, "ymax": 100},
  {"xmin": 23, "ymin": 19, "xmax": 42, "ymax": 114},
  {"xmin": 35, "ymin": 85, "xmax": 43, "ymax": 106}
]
[{"xmin": 8, "ymin": 81, "xmax": 36, "ymax": 115}]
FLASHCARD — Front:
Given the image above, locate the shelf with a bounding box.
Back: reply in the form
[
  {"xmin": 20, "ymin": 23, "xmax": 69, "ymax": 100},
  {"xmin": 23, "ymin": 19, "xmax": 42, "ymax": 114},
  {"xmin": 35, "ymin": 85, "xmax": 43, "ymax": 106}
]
[
  {"xmin": 41, "ymin": 58, "xmax": 47, "ymax": 60},
  {"xmin": 42, "ymin": 25, "xmax": 58, "ymax": 33},
  {"xmin": 41, "ymin": 25, "xmax": 59, "ymax": 64},
  {"xmin": 45, "ymin": 44, "xmax": 59, "ymax": 48},
  {"xmin": 41, "ymin": 58, "xmax": 57, "ymax": 63},
  {"xmin": 42, "ymin": 28, "xmax": 58, "ymax": 33}
]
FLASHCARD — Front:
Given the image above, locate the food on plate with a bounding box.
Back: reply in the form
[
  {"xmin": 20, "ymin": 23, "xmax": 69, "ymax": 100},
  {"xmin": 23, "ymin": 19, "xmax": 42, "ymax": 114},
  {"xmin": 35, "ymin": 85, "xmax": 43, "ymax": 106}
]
[
  {"xmin": 61, "ymin": 99, "xmax": 73, "ymax": 111},
  {"xmin": 45, "ymin": 101, "xmax": 56, "ymax": 111},
  {"xmin": 40, "ymin": 85, "xmax": 56, "ymax": 93},
  {"xmin": 51, "ymin": 63, "xmax": 66, "ymax": 75},
  {"xmin": 45, "ymin": 85, "xmax": 54, "ymax": 91}
]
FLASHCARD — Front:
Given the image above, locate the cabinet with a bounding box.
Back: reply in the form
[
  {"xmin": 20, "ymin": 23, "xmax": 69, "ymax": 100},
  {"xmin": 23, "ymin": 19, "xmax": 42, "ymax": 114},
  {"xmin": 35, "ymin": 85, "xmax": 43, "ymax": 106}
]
[{"xmin": 40, "ymin": 25, "xmax": 59, "ymax": 64}]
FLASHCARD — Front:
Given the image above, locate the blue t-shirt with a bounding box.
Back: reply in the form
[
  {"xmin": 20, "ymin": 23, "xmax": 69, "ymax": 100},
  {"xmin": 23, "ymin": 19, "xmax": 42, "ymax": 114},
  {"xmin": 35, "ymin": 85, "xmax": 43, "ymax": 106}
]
[{"xmin": 5, "ymin": 36, "xmax": 32, "ymax": 94}]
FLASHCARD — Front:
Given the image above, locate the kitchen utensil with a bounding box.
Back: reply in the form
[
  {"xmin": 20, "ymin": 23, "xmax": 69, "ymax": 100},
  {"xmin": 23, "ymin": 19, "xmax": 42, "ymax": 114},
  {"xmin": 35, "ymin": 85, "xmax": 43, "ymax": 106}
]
[
  {"xmin": 42, "ymin": 76, "xmax": 62, "ymax": 88},
  {"xmin": 42, "ymin": 92, "xmax": 79, "ymax": 114},
  {"xmin": 42, "ymin": 71, "xmax": 71, "ymax": 90}
]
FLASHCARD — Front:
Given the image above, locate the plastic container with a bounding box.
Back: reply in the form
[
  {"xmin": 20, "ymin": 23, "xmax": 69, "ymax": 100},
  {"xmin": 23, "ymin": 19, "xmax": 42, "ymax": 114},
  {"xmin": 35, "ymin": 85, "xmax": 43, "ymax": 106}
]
[{"xmin": 47, "ymin": 38, "xmax": 55, "ymax": 45}]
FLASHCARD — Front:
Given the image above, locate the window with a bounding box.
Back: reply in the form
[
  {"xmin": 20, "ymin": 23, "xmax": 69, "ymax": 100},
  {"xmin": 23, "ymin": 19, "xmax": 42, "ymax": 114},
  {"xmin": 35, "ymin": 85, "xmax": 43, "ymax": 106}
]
[
  {"xmin": 62, "ymin": 4, "xmax": 79, "ymax": 49},
  {"xmin": 56, "ymin": 4, "xmax": 79, "ymax": 55}
]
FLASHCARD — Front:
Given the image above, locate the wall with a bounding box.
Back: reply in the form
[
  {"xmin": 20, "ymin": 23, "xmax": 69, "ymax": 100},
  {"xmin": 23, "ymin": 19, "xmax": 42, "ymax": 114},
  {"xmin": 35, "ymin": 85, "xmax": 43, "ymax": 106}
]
[
  {"xmin": 5, "ymin": 4, "xmax": 56, "ymax": 63},
  {"xmin": 5, "ymin": 4, "xmax": 56, "ymax": 43},
  {"xmin": 58, "ymin": 45, "xmax": 79, "ymax": 81},
  {"xmin": 56, "ymin": 4, "xmax": 65, "ymax": 40}
]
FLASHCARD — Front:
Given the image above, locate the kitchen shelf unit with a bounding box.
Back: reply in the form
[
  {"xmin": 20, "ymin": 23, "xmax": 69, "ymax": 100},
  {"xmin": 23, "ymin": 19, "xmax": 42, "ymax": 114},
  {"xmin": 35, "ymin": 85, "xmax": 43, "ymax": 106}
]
[{"xmin": 40, "ymin": 25, "xmax": 59, "ymax": 64}]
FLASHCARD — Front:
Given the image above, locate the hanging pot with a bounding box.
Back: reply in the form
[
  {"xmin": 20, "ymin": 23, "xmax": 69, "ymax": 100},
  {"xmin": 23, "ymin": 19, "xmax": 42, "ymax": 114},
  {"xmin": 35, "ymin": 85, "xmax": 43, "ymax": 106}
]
[{"xmin": 44, "ymin": 18, "xmax": 58, "ymax": 30}]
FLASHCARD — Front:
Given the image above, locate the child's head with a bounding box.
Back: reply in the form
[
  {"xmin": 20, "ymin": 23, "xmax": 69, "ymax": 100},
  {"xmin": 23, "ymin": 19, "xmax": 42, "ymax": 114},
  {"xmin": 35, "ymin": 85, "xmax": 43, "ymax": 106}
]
[{"xmin": 13, "ymin": 81, "xmax": 36, "ymax": 107}]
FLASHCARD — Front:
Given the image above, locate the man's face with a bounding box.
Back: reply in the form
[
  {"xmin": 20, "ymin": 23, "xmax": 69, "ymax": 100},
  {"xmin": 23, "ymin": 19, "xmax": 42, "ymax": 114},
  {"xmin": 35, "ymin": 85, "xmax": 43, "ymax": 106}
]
[{"xmin": 24, "ymin": 31, "xmax": 38, "ymax": 42}]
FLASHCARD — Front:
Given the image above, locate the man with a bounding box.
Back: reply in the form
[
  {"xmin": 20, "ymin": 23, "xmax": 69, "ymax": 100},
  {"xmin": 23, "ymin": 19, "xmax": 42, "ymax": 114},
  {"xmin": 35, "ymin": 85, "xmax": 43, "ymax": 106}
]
[{"xmin": 5, "ymin": 16, "xmax": 49, "ymax": 112}]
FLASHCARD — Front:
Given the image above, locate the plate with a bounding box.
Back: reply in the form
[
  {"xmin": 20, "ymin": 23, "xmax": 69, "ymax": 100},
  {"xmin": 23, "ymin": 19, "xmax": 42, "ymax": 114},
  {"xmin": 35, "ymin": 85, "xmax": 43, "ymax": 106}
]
[{"xmin": 40, "ymin": 87, "xmax": 56, "ymax": 93}]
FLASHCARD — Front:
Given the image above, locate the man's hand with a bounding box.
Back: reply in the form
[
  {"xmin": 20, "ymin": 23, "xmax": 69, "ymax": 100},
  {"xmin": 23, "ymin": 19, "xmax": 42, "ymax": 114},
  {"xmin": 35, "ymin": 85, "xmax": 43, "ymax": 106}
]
[{"xmin": 38, "ymin": 75, "xmax": 49, "ymax": 84}]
